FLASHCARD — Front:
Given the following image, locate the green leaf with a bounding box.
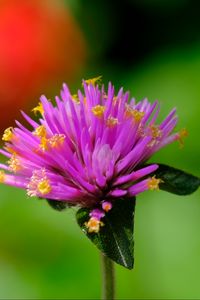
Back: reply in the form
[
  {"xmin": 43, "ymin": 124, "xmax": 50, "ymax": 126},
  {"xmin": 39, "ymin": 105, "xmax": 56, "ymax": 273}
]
[
  {"xmin": 153, "ymin": 164, "xmax": 200, "ymax": 195},
  {"xmin": 46, "ymin": 199, "xmax": 73, "ymax": 211},
  {"xmin": 76, "ymin": 198, "xmax": 136, "ymax": 269}
]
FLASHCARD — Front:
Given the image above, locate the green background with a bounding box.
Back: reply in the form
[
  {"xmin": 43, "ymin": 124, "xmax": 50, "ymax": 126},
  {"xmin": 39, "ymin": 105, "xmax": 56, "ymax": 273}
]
[{"xmin": 1, "ymin": 0, "xmax": 200, "ymax": 299}]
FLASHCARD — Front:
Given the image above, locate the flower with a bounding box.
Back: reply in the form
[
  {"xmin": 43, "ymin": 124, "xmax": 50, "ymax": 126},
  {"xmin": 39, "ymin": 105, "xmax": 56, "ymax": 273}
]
[{"xmin": 0, "ymin": 78, "xmax": 184, "ymax": 233}]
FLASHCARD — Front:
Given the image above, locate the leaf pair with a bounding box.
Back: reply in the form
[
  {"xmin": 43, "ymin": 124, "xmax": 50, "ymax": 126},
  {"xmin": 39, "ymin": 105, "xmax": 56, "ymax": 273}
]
[{"xmin": 76, "ymin": 164, "xmax": 200, "ymax": 269}]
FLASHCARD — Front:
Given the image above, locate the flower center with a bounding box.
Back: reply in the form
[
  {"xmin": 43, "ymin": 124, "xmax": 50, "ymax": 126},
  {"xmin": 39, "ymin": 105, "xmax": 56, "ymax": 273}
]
[
  {"xmin": 37, "ymin": 179, "xmax": 52, "ymax": 195},
  {"xmin": 49, "ymin": 134, "xmax": 66, "ymax": 148},
  {"xmin": 106, "ymin": 117, "xmax": 118, "ymax": 127},
  {"xmin": 132, "ymin": 110, "xmax": 145, "ymax": 122},
  {"xmin": 0, "ymin": 170, "xmax": 5, "ymax": 183},
  {"xmin": 92, "ymin": 105, "xmax": 106, "ymax": 118},
  {"xmin": 40, "ymin": 137, "xmax": 49, "ymax": 151},
  {"xmin": 33, "ymin": 125, "xmax": 46, "ymax": 138},
  {"xmin": 125, "ymin": 105, "xmax": 145, "ymax": 122},
  {"xmin": 27, "ymin": 169, "xmax": 52, "ymax": 197},
  {"xmin": 149, "ymin": 124, "xmax": 162, "ymax": 139},
  {"xmin": 8, "ymin": 155, "xmax": 21, "ymax": 173},
  {"xmin": 147, "ymin": 176, "xmax": 162, "ymax": 190}
]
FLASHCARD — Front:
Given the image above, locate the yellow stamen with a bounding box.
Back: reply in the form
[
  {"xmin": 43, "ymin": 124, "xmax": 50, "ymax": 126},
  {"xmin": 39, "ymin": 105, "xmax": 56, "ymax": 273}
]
[
  {"xmin": 37, "ymin": 178, "xmax": 51, "ymax": 195},
  {"xmin": 178, "ymin": 128, "xmax": 188, "ymax": 148},
  {"xmin": 85, "ymin": 217, "xmax": 103, "ymax": 233},
  {"xmin": 27, "ymin": 169, "xmax": 51, "ymax": 197},
  {"xmin": 149, "ymin": 124, "xmax": 162, "ymax": 139},
  {"xmin": 2, "ymin": 127, "xmax": 13, "ymax": 142},
  {"xmin": 132, "ymin": 110, "xmax": 145, "ymax": 122},
  {"xmin": 8, "ymin": 155, "xmax": 21, "ymax": 173},
  {"xmin": 40, "ymin": 137, "xmax": 49, "ymax": 151},
  {"xmin": 84, "ymin": 76, "xmax": 102, "ymax": 86},
  {"xmin": 72, "ymin": 94, "xmax": 80, "ymax": 104},
  {"xmin": 49, "ymin": 134, "xmax": 66, "ymax": 148},
  {"xmin": 147, "ymin": 176, "xmax": 162, "ymax": 191},
  {"xmin": 0, "ymin": 170, "xmax": 5, "ymax": 183},
  {"xmin": 32, "ymin": 102, "xmax": 44, "ymax": 115},
  {"xmin": 125, "ymin": 105, "xmax": 145, "ymax": 122},
  {"xmin": 92, "ymin": 105, "xmax": 105, "ymax": 118},
  {"xmin": 33, "ymin": 125, "xmax": 46, "ymax": 138},
  {"xmin": 106, "ymin": 117, "xmax": 119, "ymax": 128}
]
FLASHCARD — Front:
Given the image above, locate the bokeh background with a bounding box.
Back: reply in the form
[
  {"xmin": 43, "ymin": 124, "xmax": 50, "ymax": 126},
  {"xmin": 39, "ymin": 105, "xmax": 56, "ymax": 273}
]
[{"xmin": 0, "ymin": 0, "xmax": 200, "ymax": 299}]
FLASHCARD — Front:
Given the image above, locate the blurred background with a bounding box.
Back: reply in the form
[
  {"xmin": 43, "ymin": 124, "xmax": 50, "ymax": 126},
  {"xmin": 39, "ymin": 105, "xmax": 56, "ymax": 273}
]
[{"xmin": 0, "ymin": 0, "xmax": 200, "ymax": 298}]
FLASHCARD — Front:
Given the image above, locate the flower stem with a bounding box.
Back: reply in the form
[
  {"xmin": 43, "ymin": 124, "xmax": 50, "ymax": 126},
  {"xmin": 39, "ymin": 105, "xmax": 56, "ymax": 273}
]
[{"xmin": 101, "ymin": 253, "xmax": 115, "ymax": 300}]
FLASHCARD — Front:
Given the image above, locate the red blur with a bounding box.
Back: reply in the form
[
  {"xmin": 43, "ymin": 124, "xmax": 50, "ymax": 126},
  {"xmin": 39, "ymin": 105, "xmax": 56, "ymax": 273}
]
[{"xmin": 0, "ymin": 0, "xmax": 86, "ymax": 133}]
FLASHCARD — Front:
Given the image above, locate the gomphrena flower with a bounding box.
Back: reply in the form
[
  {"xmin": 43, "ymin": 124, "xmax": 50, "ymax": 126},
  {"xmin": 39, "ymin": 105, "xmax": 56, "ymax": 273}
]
[{"xmin": 0, "ymin": 78, "xmax": 185, "ymax": 233}]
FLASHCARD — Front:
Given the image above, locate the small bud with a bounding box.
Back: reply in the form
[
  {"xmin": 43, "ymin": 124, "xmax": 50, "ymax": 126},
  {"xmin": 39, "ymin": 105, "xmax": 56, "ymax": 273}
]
[{"xmin": 102, "ymin": 201, "xmax": 112, "ymax": 212}]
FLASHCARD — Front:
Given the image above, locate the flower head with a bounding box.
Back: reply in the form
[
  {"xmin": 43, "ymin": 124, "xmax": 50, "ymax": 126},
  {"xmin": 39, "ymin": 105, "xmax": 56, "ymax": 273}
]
[{"xmin": 0, "ymin": 79, "xmax": 181, "ymax": 232}]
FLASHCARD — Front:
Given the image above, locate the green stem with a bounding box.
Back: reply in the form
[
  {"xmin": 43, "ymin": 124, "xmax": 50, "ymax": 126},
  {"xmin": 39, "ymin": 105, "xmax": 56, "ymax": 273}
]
[{"xmin": 101, "ymin": 253, "xmax": 115, "ymax": 300}]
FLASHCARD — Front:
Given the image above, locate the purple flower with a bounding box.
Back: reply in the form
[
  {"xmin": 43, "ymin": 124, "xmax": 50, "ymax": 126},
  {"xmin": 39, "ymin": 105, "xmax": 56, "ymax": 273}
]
[{"xmin": 0, "ymin": 78, "xmax": 186, "ymax": 232}]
